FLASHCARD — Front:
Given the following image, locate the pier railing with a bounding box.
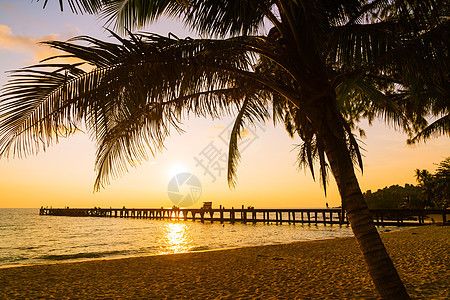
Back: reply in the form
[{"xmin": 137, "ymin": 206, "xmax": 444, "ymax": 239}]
[{"xmin": 39, "ymin": 207, "xmax": 449, "ymax": 226}]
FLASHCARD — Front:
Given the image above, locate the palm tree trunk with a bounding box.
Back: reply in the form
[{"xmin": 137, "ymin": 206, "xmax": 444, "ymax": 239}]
[{"xmin": 312, "ymin": 105, "xmax": 410, "ymax": 299}]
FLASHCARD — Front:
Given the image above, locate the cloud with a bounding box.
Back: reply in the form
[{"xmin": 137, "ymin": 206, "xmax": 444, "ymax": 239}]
[
  {"xmin": 0, "ymin": 24, "xmax": 60, "ymax": 63},
  {"xmin": 210, "ymin": 125, "xmax": 225, "ymax": 131},
  {"xmin": 0, "ymin": 3, "xmax": 15, "ymax": 11},
  {"xmin": 0, "ymin": 24, "xmax": 91, "ymax": 70}
]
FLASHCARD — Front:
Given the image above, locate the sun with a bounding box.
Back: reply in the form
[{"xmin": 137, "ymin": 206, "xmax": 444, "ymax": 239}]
[{"xmin": 167, "ymin": 163, "xmax": 188, "ymax": 178}]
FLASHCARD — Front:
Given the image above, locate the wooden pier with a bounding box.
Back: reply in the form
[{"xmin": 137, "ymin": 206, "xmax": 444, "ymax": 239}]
[{"xmin": 39, "ymin": 207, "xmax": 449, "ymax": 226}]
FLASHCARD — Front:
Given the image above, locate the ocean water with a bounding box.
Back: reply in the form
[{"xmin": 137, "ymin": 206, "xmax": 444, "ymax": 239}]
[{"xmin": 0, "ymin": 208, "xmax": 364, "ymax": 268}]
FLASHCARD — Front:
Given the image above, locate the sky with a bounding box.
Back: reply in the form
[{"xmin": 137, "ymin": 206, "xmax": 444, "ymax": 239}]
[{"xmin": 0, "ymin": 0, "xmax": 448, "ymax": 209}]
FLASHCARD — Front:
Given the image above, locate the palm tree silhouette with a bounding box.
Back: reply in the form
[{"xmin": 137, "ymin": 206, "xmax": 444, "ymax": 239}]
[{"xmin": 1, "ymin": 1, "xmax": 448, "ymax": 299}]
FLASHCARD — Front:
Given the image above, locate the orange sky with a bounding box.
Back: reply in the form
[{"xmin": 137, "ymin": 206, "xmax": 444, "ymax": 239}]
[{"xmin": 0, "ymin": 1, "xmax": 448, "ymax": 208}]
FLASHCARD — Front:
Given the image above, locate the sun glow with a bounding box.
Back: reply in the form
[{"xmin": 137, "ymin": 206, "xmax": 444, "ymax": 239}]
[{"xmin": 167, "ymin": 163, "xmax": 188, "ymax": 178}]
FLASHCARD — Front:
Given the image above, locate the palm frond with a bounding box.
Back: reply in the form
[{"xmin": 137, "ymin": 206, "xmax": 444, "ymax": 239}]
[
  {"xmin": 227, "ymin": 96, "xmax": 269, "ymax": 189},
  {"xmin": 340, "ymin": 114, "xmax": 364, "ymax": 173},
  {"xmin": 295, "ymin": 138, "xmax": 317, "ymax": 181},
  {"xmin": 408, "ymin": 114, "xmax": 450, "ymax": 144},
  {"xmin": 100, "ymin": 0, "xmax": 186, "ymax": 34},
  {"xmin": 316, "ymin": 136, "xmax": 329, "ymax": 194},
  {"xmin": 295, "ymin": 127, "xmax": 330, "ymax": 196},
  {"xmin": 227, "ymin": 97, "xmax": 249, "ymax": 189},
  {"xmin": 0, "ymin": 31, "xmax": 280, "ymax": 189},
  {"xmin": 3, "ymin": 0, "xmax": 448, "ymax": 194},
  {"xmin": 38, "ymin": 0, "xmax": 105, "ymax": 14},
  {"xmin": 0, "ymin": 63, "xmax": 89, "ymax": 157},
  {"xmin": 335, "ymin": 75, "xmax": 409, "ymax": 131}
]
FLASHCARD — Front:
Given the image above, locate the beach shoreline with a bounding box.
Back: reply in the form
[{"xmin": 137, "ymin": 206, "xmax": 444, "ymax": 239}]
[
  {"xmin": 0, "ymin": 232, "xmax": 356, "ymax": 270},
  {"xmin": 0, "ymin": 225, "xmax": 448, "ymax": 299},
  {"xmin": 0, "ymin": 216, "xmax": 402, "ymax": 271}
]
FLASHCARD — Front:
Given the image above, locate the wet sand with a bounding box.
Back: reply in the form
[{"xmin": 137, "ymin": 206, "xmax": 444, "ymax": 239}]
[{"xmin": 0, "ymin": 225, "xmax": 448, "ymax": 299}]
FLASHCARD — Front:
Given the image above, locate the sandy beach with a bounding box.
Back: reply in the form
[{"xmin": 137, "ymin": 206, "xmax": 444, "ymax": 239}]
[{"xmin": 0, "ymin": 225, "xmax": 448, "ymax": 299}]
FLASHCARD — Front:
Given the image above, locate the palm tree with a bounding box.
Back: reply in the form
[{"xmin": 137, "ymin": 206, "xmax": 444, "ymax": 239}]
[
  {"xmin": 415, "ymin": 169, "xmax": 435, "ymax": 208},
  {"xmin": 434, "ymin": 157, "xmax": 450, "ymax": 208},
  {"xmin": 1, "ymin": 0, "xmax": 448, "ymax": 298},
  {"xmin": 416, "ymin": 158, "xmax": 450, "ymax": 209}
]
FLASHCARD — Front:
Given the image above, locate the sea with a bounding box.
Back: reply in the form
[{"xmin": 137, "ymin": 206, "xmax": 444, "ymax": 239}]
[{"xmin": 0, "ymin": 208, "xmax": 395, "ymax": 268}]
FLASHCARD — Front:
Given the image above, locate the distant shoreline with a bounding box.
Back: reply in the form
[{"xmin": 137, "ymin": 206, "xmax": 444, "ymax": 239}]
[{"xmin": 1, "ymin": 225, "xmax": 448, "ymax": 299}]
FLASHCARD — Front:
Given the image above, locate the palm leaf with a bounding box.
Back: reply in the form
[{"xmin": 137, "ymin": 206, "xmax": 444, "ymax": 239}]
[
  {"xmin": 3, "ymin": 0, "xmax": 448, "ymax": 193},
  {"xmin": 408, "ymin": 114, "xmax": 450, "ymax": 144},
  {"xmin": 227, "ymin": 95, "xmax": 269, "ymax": 188},
  {"xmin": 0, "ymin": 32, "xmax": 278, "ymax": 189},
  {"xmin": 38, "ymin": 0, "xmax": 105, "ymax": 14}
]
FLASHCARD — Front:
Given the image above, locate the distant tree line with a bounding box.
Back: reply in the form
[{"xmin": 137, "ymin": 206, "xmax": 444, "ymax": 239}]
[
  {"xmin": 364, "ymin": 157, "xmax": 449, "ymax": 209},
  {"xmin": 364, "ymin": 184, "xmax": 422, "ymax": 209}
]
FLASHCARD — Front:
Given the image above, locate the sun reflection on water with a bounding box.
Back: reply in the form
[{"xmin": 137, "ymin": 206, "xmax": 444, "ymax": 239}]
[
  {"xmin": 158, "ymin": 222, "xmax": 192, "ymax": 255},
  {"xmin": 169, "ymin": 211, "xmax": 184, "ymax": 220}
]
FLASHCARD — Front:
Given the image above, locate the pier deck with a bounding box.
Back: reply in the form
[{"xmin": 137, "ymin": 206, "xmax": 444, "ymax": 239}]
[{"xmin": 39, "ymin": 207, "xmax": 449, "ymax": 226}]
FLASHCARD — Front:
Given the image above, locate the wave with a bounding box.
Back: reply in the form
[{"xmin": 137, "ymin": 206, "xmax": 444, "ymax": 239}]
[
  {"xmin": 190, "ymin": 246, "xmax": 210, "ymax": 252},
  {"xmin": 16, "ymin": 246, "xmax": 38, "ymax": 250},
  {"xmin": 39, "ymin": 250, "xmax": 130, "ymax": 261}
]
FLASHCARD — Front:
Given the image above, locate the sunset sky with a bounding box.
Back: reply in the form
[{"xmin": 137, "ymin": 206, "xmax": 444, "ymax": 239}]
[{"xmin": 0, "ymin": 0, "xmax": 448, "ymax": 209}]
